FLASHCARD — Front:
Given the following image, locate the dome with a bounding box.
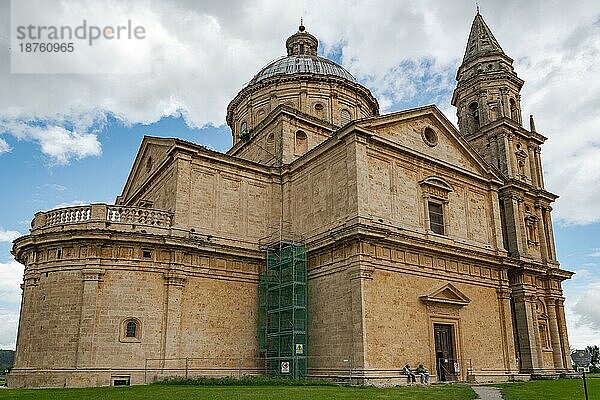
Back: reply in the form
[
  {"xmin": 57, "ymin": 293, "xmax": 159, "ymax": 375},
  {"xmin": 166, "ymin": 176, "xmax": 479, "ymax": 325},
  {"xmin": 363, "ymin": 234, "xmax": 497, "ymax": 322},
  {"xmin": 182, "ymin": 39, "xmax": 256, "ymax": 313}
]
[
  {"xmin": 249, "ymin": 55, "xmax": 357, "ymax": 85},
  {"xmin": 226, "ymin": 23, "xmax": 379, "ymax": 141}
]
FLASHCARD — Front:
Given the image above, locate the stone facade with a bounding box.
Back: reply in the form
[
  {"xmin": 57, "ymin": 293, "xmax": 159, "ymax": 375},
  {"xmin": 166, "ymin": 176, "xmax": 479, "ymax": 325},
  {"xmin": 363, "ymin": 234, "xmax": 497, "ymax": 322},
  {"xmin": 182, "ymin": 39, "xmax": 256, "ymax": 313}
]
[{"xmin": 8, "ymin": 15, "xmax": 573, "ymax": 388}]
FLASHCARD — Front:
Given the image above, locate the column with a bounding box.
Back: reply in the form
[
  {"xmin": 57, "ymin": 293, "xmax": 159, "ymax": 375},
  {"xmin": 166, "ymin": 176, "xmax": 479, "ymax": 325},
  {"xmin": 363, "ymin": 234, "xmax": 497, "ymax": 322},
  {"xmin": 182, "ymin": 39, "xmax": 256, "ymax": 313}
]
[
  {"xmin": 546, "ymin": 297, "xmax": 565, "ymax": 371},
  {"xmin": 543, "ymin": 208, "xmax": 557, "ymax": 261},
  {"xmin": 511, "ymin": 288, "xmax": 542, "ymax": 372},
  {"xmin": 497, "ymin": 288, "xmax": 516, "ymax": 372},
  {"xmin": 479, "ymin": 91, "xmax": 489, "ymax": 125},
  {"xmin": 501, "ymin": 195, "xmax": 522, "ymax": 256},
  {"xmin": 516, "ymin": 197, "xmax": 528, "ymax": 256},
  {"xmin": 516, "ymin": 94, "xmax": 523, "ymax": 125},
  {"xmin": 528, "ymin": 145, "xmax": 539, "ymax": 188},
  {"xmin": 76, "ymin": 269, "xmax": 103, "ymax": 367},
  {"xmin": 556, "ymin": 298, "xmax": 572, "ymax": 370},
  {"xmin": 534, "ymin": 148, "xmax": 545, "ymax": 188},
  {"xmin": 506, "ymin": 134, "xmax": 516, "ymax": 177},
  {"xmin": 535, "ymin": 205, "xmax": 549, "ymax": 262},
  {"xmin": 500, "ymin": 88, "xmax": 510, "ymax": 118},
  {"xmin": 530, "ymin": 297, "xmax": 544, "ymax": 369}
]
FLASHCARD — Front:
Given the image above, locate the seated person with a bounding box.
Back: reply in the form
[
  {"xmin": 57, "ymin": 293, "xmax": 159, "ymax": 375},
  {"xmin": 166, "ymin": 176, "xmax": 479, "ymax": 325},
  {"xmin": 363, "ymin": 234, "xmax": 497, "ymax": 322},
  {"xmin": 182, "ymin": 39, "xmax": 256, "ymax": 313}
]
[
  {"xmin": 416, "ymin": 363, "xmax": 429, "ymax": 384},
  {"xmin": 403, "ymin": 364, "xmax": 416, "ymax": 384}
]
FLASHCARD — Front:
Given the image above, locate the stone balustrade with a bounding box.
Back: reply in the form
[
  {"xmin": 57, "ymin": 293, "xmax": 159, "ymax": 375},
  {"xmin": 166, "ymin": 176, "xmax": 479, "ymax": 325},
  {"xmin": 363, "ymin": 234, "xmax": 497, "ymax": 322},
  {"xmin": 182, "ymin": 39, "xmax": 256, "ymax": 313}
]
[
  {"xmin": 106, "ymin": 205, "xmax": 173, "ymax": 227},
  {"xmin": 45, "ymin": 206, "xmax": 91, "ymax": 226},
  {"xmin": 33, "ymin": 204, "xmax": 173, "ymax": 230}
]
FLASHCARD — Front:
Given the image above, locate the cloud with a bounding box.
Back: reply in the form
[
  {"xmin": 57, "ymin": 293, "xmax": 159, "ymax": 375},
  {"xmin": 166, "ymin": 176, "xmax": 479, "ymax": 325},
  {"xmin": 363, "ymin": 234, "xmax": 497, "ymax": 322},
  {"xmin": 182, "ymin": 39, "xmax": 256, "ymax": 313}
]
[
  {"xmin": 0, "ymin": 252, "xmax": 21, "ymax": 350},
  {"xmin": 0, "ymin": 137, "xmax": 10, "ymax": 154},
  {"xmin": 0, "ymin": 259, "xmax": 23, "ymax": 307},
  {"xmin": 589, "ymin": 249, "xmax": 600, "ymax": 258},
  {"xmin": 0, "ymin": 309, "xmax": 19, "ymax": 349},
  {"xmin": 571, "ymin": 280, "xmax": 600, "ymax": 339},
  {"xmin": 0, "ymin": 0, "xmax": 599, "ymax": 222},
  {"xmin": 0, "ymin": 259, "xmax": 23, "ymax": 349},
  {"xmin": 0, "ymin": 120, "xmax": 101, "ymax": 165},
  {"xmin": 0, "ymin": 229, "xmax": 21, "ymax": 243}
]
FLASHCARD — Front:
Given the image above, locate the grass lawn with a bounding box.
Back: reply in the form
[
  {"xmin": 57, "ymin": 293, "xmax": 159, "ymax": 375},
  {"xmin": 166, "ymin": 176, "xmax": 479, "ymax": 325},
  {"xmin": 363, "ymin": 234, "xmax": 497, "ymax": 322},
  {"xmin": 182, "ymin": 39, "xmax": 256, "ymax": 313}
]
[
  {"xmin": 0, "ymin": 384, "xmax": 477, "ymax": 400},
  {"xmin": 498, "ymin": 377, "xmax": 600, "ymax": 400}
]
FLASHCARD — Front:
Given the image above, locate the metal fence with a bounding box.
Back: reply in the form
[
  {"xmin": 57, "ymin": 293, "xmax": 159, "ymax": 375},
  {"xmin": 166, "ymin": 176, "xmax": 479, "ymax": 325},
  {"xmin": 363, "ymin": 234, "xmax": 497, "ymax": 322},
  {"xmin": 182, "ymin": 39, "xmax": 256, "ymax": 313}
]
[{"xmin": 143, "ymin": 355, "xmax": 356, "ymax": 384}]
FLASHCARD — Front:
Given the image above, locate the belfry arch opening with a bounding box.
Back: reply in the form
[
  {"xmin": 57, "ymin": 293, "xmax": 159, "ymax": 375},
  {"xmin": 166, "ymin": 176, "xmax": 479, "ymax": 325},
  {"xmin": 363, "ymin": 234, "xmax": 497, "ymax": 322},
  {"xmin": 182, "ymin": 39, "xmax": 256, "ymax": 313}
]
[{"xmin": 469, "ymin": 102, "xmax": 480, "ymax": 131}]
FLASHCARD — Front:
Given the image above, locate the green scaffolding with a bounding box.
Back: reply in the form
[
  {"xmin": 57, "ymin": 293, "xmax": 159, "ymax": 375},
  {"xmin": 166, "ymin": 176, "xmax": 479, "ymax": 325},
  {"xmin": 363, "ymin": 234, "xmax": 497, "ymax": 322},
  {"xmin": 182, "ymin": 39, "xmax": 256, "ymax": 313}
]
[{"xmin": 258, "ymin": 241, "xmax": 307, "ymax": 379}]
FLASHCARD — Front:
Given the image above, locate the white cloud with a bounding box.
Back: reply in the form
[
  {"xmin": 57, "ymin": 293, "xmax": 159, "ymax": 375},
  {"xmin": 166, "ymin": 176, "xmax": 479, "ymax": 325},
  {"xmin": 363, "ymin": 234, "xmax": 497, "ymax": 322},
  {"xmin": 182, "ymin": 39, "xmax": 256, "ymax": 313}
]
[
  {"xmin": 0, "ymin": 309, "xmax": 19, "ymax": 350},
  {"xmin": 589, "ymin": 249, "xmax": 600, "ymax": 258},
  {"xmin": 0, "ymin": 259, "xmax": 24, "ymax": 305},
  {"xmin": 0, "ymin": 0, "xmax": 599, "ymax": 222},
  {"xmin": 0, "ymin": 259, "xmax": 23, "ymax": 349},
  {"xmin": 0, "ymin": 229, "xmax": 21, "ymax": 242},
  {"xmin": 0, "ymin": 120, "xmax": 101, "ymax": 165},
  {"xmin": 567, "ymin": 278, "xmax": 600, "ymax": 348},
  {"xmin": 0, "ymin": 137, "xmax": 10, "ymax": 154}
]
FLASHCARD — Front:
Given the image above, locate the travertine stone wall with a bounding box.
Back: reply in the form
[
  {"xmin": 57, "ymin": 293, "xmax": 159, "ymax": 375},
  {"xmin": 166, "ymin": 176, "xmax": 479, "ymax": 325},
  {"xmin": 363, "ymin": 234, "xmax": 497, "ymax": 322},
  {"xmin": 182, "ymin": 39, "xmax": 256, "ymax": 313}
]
[
  {"xmin": 287, "ymin": 137, "xmax": 358, "ymax": 238},
  {"xmin": 9, "ymin": 226, "xmax": 262, "ymax": 388}
]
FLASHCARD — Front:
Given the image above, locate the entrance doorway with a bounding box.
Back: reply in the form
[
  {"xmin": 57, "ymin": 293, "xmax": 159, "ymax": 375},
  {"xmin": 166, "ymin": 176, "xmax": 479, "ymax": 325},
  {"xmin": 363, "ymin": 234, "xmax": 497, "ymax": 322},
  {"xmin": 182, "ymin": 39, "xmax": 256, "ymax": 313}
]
[{"xmin": 434, "ymin": 323, "xmax": 457, "ymax": 381}]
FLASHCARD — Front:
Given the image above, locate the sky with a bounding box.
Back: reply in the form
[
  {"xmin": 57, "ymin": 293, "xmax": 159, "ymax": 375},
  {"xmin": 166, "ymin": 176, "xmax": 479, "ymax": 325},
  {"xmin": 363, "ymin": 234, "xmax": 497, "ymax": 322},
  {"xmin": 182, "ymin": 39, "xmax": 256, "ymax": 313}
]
[{"xmin": 0, "ymin": 0, "xmax": 599, "ymax": 352}]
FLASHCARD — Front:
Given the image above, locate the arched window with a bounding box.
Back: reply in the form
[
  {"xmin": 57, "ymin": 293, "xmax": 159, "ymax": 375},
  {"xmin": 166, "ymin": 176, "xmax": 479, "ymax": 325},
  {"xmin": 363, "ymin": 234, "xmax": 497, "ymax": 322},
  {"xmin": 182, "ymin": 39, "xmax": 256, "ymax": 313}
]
[
  {"xmin": 340, "ymin": 109, "xmax": 352, "ymax": 125},
  {"xmin": 240, "ymin": 121, "xmax": 249, "ymax": 141},
  {"xmin": 126, "ymin": 321, "xmax": 137, "ymax": 338},
  {"xmin": 121, "ymin": 318, "xmax": 141, "ymax": 341},
  {"xmin": 295, "ymin": 130, "xmax": 308, "ymax": 155},
  {"xmin": 469, "ymin": 102, "xmax": 480, "ymax": 128},
  {"xmin": 509, "ymin": 98, "xmax": 518, "ymax": 121},
  {"xmin": 266, "ymin": 132, "xmax": 275, "ymax": 155}
]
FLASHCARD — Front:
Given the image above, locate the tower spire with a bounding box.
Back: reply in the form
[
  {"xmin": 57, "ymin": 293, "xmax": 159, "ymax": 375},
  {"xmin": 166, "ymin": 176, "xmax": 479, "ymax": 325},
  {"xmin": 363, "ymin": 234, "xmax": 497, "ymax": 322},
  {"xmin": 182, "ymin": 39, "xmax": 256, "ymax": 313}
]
[{"xmin": 462, "ymin": 12, "xmax": 505, "ymax": 63}]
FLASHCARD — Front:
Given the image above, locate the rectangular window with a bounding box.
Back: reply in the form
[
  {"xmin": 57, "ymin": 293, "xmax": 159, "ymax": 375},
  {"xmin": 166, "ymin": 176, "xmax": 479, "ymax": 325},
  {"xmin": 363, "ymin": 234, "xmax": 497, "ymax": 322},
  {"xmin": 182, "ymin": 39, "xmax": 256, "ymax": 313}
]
[{"xmin": 428, "ymin": 202, "xmax": 444, "ymax": 235}]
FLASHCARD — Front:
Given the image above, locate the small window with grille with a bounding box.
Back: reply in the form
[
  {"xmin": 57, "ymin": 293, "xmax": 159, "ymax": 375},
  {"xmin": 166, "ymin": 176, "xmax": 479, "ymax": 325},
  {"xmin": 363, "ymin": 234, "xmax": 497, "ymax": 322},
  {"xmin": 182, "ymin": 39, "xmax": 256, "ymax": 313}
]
[{"xmin": 121, "ymin": 318, "xmax": 141, "ymax": 342}]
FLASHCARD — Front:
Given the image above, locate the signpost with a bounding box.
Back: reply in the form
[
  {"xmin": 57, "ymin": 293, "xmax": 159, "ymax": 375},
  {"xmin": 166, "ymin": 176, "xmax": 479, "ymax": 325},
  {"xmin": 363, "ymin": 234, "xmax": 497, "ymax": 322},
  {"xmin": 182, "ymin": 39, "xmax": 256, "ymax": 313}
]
[{"xmin": 571, "ymin": 350, "xmax": 592, "ymax": 400}]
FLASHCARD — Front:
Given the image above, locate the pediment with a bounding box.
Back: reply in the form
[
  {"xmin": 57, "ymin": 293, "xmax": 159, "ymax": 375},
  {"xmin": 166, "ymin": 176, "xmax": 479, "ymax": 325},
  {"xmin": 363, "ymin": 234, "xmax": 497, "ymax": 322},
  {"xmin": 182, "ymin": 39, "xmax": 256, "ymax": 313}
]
[
  {"xmin": 118, "ymin": 137, "xmax": 175, "ymax": 204},
  {"xmin": 419, "ymin": 283, "xmax": 470, "ymax": 307},
  {"xmin": 356, "ymin": 105, "xmax": 503, "ymax": 182}
]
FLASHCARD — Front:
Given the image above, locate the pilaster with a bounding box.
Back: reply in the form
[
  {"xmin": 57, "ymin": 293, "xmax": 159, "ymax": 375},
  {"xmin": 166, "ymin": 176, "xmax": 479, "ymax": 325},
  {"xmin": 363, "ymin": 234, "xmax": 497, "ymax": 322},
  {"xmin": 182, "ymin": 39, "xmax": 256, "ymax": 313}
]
[
  {"xmin": 545, "ymin": 297, "xmax": 564, "ymax": 371},
  {"xmin": 76, "ymin": 268, "xmax": 104, "ymax": 368},
  {"xmin": 160, "ymin": 272, "xmax": 187, "ymax": 364},
  {"xmin": 556, "ymin": 298, "xmax": 572, "ymax": 370},
  {"xmin": 511, "ymin": 288, "xmax": 542, "ymax": 372}
]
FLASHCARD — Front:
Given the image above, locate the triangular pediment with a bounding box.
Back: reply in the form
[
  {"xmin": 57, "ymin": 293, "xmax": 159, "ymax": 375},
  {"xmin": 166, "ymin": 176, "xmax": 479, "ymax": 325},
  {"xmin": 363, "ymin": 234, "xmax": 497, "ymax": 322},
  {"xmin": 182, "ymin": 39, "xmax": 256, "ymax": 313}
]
[
  {"xmin": 117, "ymin": 136, "xmax": 176, "ymax": 204},
  {"xmin": 419, "ymin": 283, "xmax": 470, "ymax": 306},
  {"xmin": 356, "ymin": 105, "xmax": 503, "ymax": 182}
]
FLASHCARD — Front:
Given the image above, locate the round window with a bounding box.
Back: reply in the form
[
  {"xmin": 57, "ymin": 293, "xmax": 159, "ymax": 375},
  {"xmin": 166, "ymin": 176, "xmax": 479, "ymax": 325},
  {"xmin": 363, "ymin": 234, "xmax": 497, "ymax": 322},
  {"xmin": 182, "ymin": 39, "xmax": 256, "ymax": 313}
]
[
  {"xmin": 314, "ymin": 103, "xmax": 324, "ymax": 111},
  {"xmin": 422, "ymin": 127, "xmax": 438, "ymax": 147}
]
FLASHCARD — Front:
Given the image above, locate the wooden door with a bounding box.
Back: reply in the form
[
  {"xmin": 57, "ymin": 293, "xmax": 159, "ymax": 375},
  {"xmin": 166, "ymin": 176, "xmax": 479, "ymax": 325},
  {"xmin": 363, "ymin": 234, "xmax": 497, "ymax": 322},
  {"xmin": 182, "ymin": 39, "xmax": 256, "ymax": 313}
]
[{"xmin": 434, "ymin": 323, "xmax": 456, "ymax": 381}]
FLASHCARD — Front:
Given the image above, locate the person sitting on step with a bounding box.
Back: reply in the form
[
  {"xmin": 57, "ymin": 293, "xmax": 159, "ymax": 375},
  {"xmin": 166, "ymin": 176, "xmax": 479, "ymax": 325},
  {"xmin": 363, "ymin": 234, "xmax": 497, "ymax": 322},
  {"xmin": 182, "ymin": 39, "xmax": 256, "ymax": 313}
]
[
  {"xmin": 403, "ymin": 364, "xmax": 416, "ymax": 384},
  {"xmin": 416, "ymin": 363, "xmax": 429, "ymax": 384}
]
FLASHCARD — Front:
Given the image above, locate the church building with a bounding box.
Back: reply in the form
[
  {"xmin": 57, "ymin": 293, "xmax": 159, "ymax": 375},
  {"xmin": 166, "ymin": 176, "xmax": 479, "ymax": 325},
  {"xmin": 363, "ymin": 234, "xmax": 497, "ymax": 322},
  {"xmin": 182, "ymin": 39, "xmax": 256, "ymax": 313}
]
[{"xmin": 8, "ymin": 13, "xmax": 573, "ymax": 387}]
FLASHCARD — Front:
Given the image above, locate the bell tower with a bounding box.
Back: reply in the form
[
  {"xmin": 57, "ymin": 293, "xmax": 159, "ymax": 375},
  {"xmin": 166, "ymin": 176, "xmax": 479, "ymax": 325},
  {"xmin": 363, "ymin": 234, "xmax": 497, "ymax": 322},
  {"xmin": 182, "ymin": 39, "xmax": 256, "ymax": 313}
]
[
  {"xmin": 451, "ymin": 12, "xmax": 534, "ymax": 182},
  {"xmin": 453, "ymin": 12, "xmax": 574, "ymax": 375}
]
